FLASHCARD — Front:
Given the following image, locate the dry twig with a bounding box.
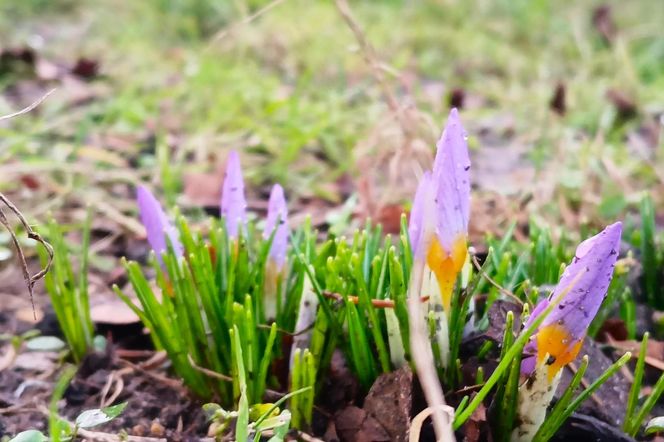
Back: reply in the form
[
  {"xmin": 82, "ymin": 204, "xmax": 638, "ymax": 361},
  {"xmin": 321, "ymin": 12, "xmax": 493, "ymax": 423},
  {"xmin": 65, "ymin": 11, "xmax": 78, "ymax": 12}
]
[
  {"xmin": 209, "ymin": 0, "xmax": 287, "ymax": 45},
  {"xmin": 470, "ymin": 251, "xmax": 524, "ymax": 306},
  {"xmin": 0, "ymin": 89, "xmax": 56, "ymax": 122},
  {"xmin": 0, "ymin": 88, "xmax": 57, "ymax": 318},
  {"xmin": 407, "ymin": 258, "xmax": 456, "ymax": 441},
  {"xmin": 334, "ymin": 0, "xmax": 410, "ymax": 134},
  {"xmin": 0, "ymin": 194, "xmax": 54, "ymax": 318}
]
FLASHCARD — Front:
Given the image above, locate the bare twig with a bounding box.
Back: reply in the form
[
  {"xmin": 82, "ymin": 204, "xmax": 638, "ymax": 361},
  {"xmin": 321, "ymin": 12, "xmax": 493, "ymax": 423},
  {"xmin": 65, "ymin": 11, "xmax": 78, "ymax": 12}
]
[
  {"xmin": 209, "ymin": 0, "xmax": 287, "ymax": 44},
  {"xmin": 334, "ymin": 0, "xmax": 411, "ymax": 136},
  {"xmin": 0, "ymin": 194, "xmax": 54, "ymax": 319},
  {"xmin": 409, "ymin": 404, "xmax": 456, "ymax": 442},
  {"xmin": 470, "ymin": 252, "xmax": 524, "ymax": 306},
  {"xmin": 407, "ymin": 257, "xmax": 456, "ymax": 441},
  {"xmin": 0, "ymin": 89, "xmax": 56, "ymax": 122},
  {"xmin": 322, "ymin": 290, "xmax": 430, "ymax": 308},
  {"xmin": 0, "ymin": 87, "xmax": 57, "ymax": 318},
  {"xmin": 187, "ymin": 354, "xmax": 233, "ymax": 382}
]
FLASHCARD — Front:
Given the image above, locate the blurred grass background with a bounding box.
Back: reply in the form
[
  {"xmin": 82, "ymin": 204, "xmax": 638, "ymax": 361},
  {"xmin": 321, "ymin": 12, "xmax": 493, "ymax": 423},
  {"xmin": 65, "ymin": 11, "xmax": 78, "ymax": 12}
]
[{"xmin": 0, "ymin": 0, "xmax": 662, "ymax": 239}]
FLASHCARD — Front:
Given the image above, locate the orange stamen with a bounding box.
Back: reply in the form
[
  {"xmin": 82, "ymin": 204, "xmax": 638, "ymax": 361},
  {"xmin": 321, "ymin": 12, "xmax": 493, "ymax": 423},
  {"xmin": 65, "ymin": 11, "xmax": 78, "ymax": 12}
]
[
  {"xmin": 536, "ymin": 323, "xmax": 583, "ymax": 382},
  {"xmin": 426, "ymin": 235, "xmax": 467, "ymax": 311}
]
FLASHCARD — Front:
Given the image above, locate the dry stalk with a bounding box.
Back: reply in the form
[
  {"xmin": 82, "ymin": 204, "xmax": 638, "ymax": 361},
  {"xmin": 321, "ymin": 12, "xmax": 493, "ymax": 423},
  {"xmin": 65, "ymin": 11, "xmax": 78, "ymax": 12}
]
[
  {"xmin": 0, "ymin": 89, "xmax": 56, "ymax": 122},
  {"xmin": 333, "ymin": 0, "xmax": 411, "ymax": 136},
  {"xmin": 407, "ymin": 258, "xmax": 456, "ymax": 441},
  {"xmin": 0, "ymin": 193, "xmax": 54, "ymax": 318},
  {"xmin": 1, "ymin": 88, "xmax": 58, "ymax": 318},
  {"xmin": 208, "ymin": 0, "xmax": 288, "ymax": 46}
]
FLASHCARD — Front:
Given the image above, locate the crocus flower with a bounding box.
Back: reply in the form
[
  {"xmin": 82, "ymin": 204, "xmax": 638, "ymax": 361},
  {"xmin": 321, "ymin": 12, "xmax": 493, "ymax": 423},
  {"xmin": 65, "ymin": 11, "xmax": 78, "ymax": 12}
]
[
  {"xmin": 136, "ymin": 185, "xmax": 183, "ymax": 260},
  {"xmin": 263, "ymin": 184, "xmax": 289, "ymax": 271},
  {"xmin": 409, "ymin": 107, "xmax": 471, "ymax": 312},
  {"xmin": 263, "ymin": 184, "xmax": 289, "ymax": 320},
  {"xmin": 220, "ymin": 150, "xmax": 247, "ymax": 239},
  {"xmin": 513, "ymin": 222, "xmax": 622, "ymax": 442},
  {"xmin": 521, "ymin": 222, "xmax": 623, "ymax": 381}
]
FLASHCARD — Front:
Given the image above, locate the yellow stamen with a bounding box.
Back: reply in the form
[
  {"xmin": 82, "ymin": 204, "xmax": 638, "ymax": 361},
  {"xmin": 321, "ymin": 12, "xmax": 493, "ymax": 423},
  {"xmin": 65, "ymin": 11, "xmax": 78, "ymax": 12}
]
[
  {"xmin": 426, "ymin": 235, "xmax": 467, "ymax": 312},
  {"xmin": 536, "ymin": 324, "xmax": 583, "ymax": 382}
]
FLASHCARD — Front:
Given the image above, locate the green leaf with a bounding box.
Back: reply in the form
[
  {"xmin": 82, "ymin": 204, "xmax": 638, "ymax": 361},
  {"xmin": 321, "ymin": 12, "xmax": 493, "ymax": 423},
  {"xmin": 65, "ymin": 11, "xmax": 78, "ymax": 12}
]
[
  {"xmin": 75, "ymin": 402, "xmax": 128, "ymax": 429},
  {"xmin": 8, "ymin": 430, "xmax": 47, "ymax": 442},
  {"xmin": 26, "ymin": 336, "xmax": 66, "ymax": 352},
  {"xmin": 645, "ymin": 416, "xmax": 664, "ymax": 434}
]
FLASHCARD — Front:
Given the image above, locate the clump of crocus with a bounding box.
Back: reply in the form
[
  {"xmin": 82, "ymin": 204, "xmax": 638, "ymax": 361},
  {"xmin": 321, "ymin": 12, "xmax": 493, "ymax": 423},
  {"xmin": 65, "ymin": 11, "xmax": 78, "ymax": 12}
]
[
  {"xmin": 263, "ymin": 183, "xmax": 289, "ymax": 320},
  {"xmin": 221, "ymin": 150, "xmax": 247, "ymax": 240},
  {"xmin": 136, "ymin": 185, "xmax": 183, "ymax": 261},
  {"xmin": 512, "ymin": 222, "xmax": 623, "ymax": 442},
  {"xmin": 408, "ymin": 108, "xmax": 471, "ymax": 366}
]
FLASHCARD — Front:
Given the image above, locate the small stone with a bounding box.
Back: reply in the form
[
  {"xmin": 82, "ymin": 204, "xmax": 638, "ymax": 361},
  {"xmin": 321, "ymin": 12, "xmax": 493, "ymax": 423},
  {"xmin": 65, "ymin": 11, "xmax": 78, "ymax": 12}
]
[
  {"xmin": 150, "ymin": 420, "xmax": 165, "ymax": 437},
  {"xmin": 132, "ymin": 424, "xmax": 146, "ymax": 436}
]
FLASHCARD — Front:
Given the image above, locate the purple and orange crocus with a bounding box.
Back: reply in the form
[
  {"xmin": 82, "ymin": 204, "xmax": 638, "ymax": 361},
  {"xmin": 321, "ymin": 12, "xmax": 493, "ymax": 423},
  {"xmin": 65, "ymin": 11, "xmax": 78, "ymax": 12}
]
[
  {"xmin": 409, "ymin": 108, "xmax": 471, "ymax": 313},
  {"xmin": 521, "ymin": 222, "xmax": 623, "ymax": 381}
]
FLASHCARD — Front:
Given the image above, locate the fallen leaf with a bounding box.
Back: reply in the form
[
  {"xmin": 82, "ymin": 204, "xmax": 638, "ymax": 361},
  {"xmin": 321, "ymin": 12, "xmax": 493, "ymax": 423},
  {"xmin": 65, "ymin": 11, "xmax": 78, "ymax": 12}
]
[
  {"xmin": 334, "ymin": 406, "xmax": 390, "ymax": 442},
  {"xmin": 75, "ymin": 402, "xmax": 128, "ymax": 429},
  {"xmin": 363, "ymin": 366, "xmax": 413, "ymax": 442},
  {"xmin": 0, "ymin": 344, "xmax": 17, "ymax": 371},
  {"xmin": 183, "ymin": 162, "xmax": 226, "ymax": 209},
  {"xmin": 26, "ymin": 336, "xmax": 66, "ymax": 352},
  {"xmin": 14, "ymin": 351, "xmax": 59, "ymax": 372},
  {"xmin": 90, "ymin": 299, "xmax": 140, "ymax": 325}
]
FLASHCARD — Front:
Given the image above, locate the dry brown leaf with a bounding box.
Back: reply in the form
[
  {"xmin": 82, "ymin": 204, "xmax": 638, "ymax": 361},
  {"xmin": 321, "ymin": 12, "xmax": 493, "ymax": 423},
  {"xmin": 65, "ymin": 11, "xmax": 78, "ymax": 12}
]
[
  {"xmin": 90, "ymin": 299, "xmax": 141, "ymax": 325},
  {"xmin": 0, "ymin": 344, "xmax": 17, "ymax": 371}
]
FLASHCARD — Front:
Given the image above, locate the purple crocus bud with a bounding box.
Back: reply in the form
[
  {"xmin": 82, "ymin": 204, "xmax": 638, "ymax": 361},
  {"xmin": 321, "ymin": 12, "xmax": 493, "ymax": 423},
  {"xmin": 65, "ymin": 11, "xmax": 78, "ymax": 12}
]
[
  {"xmin": 408, "ymin": 171, "xmax": 433, "ymax": 258},
  {"xmin": 521, "ymin": 222, "xmax": 623, "ymax": 380},
  {"xmin": 136, "ymin": 185, "xmax": 183, "ymax": 260},
  {"xmin": 432, "ymin": 107, "xmax": 471, "ymax": 253},
  {"xmin": 264, "ymin": 184, "xmax": 289, "ymax": 270},
  {"xmin": 419, "ymin": 108, "xmax": 471, "ymax": 312},
  {"xmin": 220, "ymin": 150, "xmax": 247, "ymax": 239}
]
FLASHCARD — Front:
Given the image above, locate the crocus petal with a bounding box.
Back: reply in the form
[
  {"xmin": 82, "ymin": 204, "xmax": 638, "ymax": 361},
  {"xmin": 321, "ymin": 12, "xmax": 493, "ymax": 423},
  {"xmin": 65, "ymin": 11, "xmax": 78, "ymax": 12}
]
[
  {"xmin": 136, "ymin": 185, "xmax": 183, "ymax": 260},
  {"xmin": 220, "ymin": 150, "xmax": 247, "ymax": 239},
  {"xmin": 421, "ymin": 108, "xmax": 471, "ymax": 311},
  {"xmin": 264, "ymin": 184, "xmax": 289, "ymax": 270},
  {"xmin": 522, "ymin": 222, "xmax": 622, "ymax": 379},
  {"xmin": 523, "ymin": 297, "xmax": 550, "ymax": 330},
  {"xmin": 433, "ymin": 107, "xmax": 471, "ymax": 252},
  {"xmin": 409, "ymin": 171, "xmax": 433, "ymax": 258}
]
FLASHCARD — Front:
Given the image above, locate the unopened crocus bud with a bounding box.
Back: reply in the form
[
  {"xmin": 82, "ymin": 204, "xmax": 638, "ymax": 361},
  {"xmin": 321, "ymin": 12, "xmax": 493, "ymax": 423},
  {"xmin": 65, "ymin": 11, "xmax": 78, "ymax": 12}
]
[
  {"xmin": 220, "ymin": 150, "xmax": 247, "ymax": 240},
  {"xmin": 407, "ymin": 108, "xmax": 471, "ymax": 370},
  {"xmin": 264, "ymin": 184, "xmax": 289, "ymax": 271},
  {"xmin": 409, "ymin": 108, "xmax": 471, "ymax": 312},
  {"xmin": 521, "ymin": 221, "xmax": 623, "ymax": 380},
  {"xmin": 136, "ymin": 185, "xmax": 183, "ymax": 261},
  {"xmin": 263, "ymin": 184, "xmax": 289, "ymax": 320},
  {"xmin": 513, "ymin": 222, "xmax": 622, "ymax": 442}
]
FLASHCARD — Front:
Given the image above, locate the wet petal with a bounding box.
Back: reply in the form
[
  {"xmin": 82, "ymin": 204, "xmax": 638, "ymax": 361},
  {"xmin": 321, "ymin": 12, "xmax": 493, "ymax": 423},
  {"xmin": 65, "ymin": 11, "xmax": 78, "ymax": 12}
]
[
  {"xmin": 220, "ymin": 150, "xmax": 247, "ymax": 239},
  {"xmin": 136, "ymin": 185, "xmax": 183, "ymax": 260},
  {"xmin": 433, "ymin": 108, "xmax": 471, "ymax": 253},
  {"xmin": 264, "ymin": 184, "xmax": 289, "ymax": 270},
  {"xmin": 522, "ymin": 222, "xmax": 622, "ymax": 378},
  {"xmin": 409, "ymin": 171, "xmax": 433, "ymax": 258},
  {"xmin": 543, "ymin": 222, "xmax": 622, "ymax": 342}
]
